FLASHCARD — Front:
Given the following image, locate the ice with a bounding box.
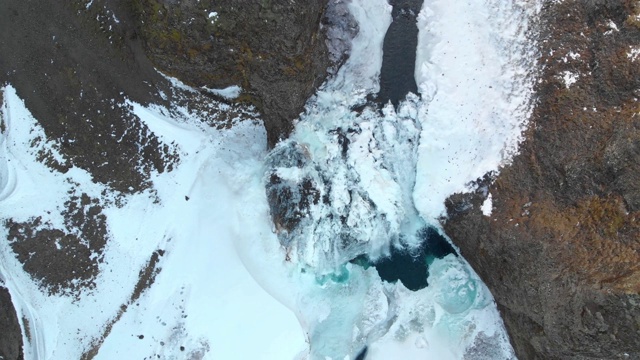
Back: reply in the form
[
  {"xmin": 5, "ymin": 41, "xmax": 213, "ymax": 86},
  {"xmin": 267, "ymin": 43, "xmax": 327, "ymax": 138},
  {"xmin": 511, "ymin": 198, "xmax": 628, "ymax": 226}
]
[
  {"xmin": 265, "ymin": 96, "xmax": 424, "ymax": 273},
  {"xmin": 317, "ymin": 0, "xmax": 392, "ymax": 103},
  {"xmin": 259, "ymin": 0, "xmax": 539, "ymax": 358}
]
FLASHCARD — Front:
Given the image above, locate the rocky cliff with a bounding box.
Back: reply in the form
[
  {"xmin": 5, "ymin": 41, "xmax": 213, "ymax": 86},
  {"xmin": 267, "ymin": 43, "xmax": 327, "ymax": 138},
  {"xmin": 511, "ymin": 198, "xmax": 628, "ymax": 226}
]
[
  {"xmin": 444, "ymin": 1, "xmax": 640, "ymax": 358},
  {"xmin": 131, "ymin": 0, "xmax": 331, "ymax": 147},
  {"xmin": 0, "ymin": 286, "xmax": 22, "ymax": 360}
]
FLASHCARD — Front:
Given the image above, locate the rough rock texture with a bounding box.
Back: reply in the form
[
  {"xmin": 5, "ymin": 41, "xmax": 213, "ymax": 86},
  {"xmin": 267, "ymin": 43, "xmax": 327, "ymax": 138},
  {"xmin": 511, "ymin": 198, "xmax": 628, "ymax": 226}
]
[
  {"xmin": 0, "ymin": 286, "xmax": 23, "ymax": 360},
  {"xmin": 132, "ymin": 0, "xmax": 331, "ymax": 147},
  {"xmin": 6, "ymin": 193, "xmax": 109, "ymax": 296},
  {"xmin": 0, "ymin": 0, "xmax": 176, "ymax": 194},
  {"xmin": 443, "ymin": 1, "xmax": 640, "ymax": 359}
]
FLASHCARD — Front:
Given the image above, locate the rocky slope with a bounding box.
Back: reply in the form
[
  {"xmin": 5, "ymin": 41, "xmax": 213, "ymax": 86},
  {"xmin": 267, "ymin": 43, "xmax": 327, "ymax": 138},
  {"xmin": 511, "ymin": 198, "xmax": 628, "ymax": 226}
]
[
  {"xmin": 444, "ymin": 1, "xmax": 640, "ymax": 358},
  {"xmin": 0, "ymin": 0, "xmax": 331, "ymax": 357},
  {"xmin": 131, "ymin": 0, "xmax": 331, "ymax": 147}
]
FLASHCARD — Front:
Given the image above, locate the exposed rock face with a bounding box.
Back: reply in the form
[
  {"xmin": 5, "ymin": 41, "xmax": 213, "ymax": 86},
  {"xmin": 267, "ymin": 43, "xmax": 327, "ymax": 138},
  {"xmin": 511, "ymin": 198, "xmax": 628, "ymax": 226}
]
[
  {"xmin": 0, "ymin": 0, "xmax": 332, "ymax": 193},
  {"xmin": 443, "ymin": 1, "xmax": 640, "ymax": 359},
  {"xmin": 0, "ymin": 286, "xmax": 23, "ymax": 360},
  {"xmin": 132, "ymin": 0, "xmax": 331, "ymax": 147}
]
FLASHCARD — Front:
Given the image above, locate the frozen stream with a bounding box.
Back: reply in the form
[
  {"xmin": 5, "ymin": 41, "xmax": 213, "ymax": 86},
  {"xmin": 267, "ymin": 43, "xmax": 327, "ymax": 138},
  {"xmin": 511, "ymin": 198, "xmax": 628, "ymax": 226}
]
[
  {"xmin": 0, "ymin": 0, "xmax": 540, "ymax": 359},
  {"xmin": 261, "ymin": 0, "xmax": 538, "ymax": 358}
]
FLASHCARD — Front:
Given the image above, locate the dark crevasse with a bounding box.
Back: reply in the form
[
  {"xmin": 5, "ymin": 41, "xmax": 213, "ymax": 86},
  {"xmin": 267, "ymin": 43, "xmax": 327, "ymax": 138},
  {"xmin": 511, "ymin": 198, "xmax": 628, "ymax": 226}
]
[{"xmin": 377, "ymin": 0, "xmax": 423, "ymax": 107}]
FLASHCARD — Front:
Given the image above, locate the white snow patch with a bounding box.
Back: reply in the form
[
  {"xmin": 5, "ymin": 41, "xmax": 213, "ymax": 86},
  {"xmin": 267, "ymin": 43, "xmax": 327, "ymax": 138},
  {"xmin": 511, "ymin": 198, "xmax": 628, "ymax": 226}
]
[
  {"xmin": 481, "ymin": 193, "xmax": 493, "ymax": 217},
  {"xmin": 0, "ymin": 85, "xmax": 123, "ymax": 360},
  {"xmin": 0, "ymin": 85, "xmax": 305, "ymax": 360},
  {"xmin": 560, "ymin": 70, "xmax": 579, "ymax": 88},
  {"xmin": 414, "ymin": 0, "xmax": 541, "ymax": 219},
  {"xmin": 202, "ymin": 85, "xmax": 242, "ymax": 99},
  {"xmin": 568, "ymin": 51, "xmax": 581, "ymax": 60},
  {"xmin": 158, "ymin": 71, "xmax": 198, "ymax": 93},
  {"xmin": 315, "ymin": 0, "xmax": 392, "ymax": 104},
  {"xmin": 604, "ymin": 19, "xmax": 619, "ymax": 35},
  {"xmin": 563, "ymin": 51, "xmax": 581, "ymax": 63}
]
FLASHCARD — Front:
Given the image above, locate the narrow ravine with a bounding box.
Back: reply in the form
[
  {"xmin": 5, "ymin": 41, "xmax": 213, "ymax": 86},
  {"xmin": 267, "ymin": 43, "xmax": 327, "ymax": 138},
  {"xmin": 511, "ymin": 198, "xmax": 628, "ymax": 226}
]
[{"xmin": 261, "ymin": 0, "xmax": 533, "ymax": 358}]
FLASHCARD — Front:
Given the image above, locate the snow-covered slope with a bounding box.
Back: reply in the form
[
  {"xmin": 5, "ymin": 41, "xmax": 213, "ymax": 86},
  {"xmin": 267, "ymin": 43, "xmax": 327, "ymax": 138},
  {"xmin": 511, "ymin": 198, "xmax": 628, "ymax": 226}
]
[
  {"xmin": 0, "ymin": 84, "xmax": 306, "ymax": 359},
  {"xmin": 414, "ymin": 0, "xmax": 540, "ymax": 220}
]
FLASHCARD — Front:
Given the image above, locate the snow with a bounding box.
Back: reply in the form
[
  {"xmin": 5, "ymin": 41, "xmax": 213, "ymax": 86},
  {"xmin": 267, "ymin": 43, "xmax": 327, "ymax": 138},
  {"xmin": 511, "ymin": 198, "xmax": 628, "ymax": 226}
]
[
  {"xmin": 604, "ymin": 19, "xmax": 619, "ymax": 35},
  {"xmin": 201, "ymin": 85, "xmax": 242, "ymax": 99},
  {"xmin": 0, "ymin": 86, "xmax": 119, "ymax": 360},
  {"xmin": 315, "ymin": 0, "xmax": 392, "ymax": 102},
  {"xmin": 94, "ymin": 104, "xmax": 305, "ymax": 359},
  {"xmin": 481, "ymin": 193, "xmax": 493, "ymax": 217},
  {"xmin": 414, "ymin": 0, "xmax": 540, "ymax": 220},
  {"xmin": 0, "ymin": 0, "xmax": 541, "ymax": 358},
  {"xmin": 628, "ymin": 46, "xmax": 640, "ymax": 62},
  {"xmin": 0, "ymin": 85, "xmax": 304, "ymax": 360},
  {"xmin": 560, "ymin": 70, "xmax": 579, "ymax": 88}
]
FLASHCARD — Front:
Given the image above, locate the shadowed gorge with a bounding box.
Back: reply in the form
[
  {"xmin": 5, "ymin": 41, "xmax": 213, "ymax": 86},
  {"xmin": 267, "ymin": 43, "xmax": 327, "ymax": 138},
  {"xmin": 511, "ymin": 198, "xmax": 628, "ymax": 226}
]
[{"xmin": 377, "ymin": 0, "xmax": 422, "ymax": 106}]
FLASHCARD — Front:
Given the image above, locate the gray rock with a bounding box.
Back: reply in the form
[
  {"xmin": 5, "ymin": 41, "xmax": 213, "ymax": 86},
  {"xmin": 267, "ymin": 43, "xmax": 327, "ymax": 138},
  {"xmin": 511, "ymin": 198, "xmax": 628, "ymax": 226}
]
[{"xmin": 0, "ymin": 286, "xmax": 23, "ymax": 360}]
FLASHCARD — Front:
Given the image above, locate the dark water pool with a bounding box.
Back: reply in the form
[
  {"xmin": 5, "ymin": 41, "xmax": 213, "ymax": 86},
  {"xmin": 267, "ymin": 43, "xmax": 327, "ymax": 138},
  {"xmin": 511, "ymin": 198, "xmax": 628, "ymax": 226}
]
[{"xmin": 352, "ymin": 226, "xmax": 456, "ymax": 291}]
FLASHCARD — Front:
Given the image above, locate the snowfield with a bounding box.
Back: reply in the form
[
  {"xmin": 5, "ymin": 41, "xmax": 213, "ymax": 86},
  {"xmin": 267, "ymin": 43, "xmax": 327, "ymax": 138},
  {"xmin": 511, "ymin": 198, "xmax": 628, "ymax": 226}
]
[
  {"xmin": 0, "ymin": 85, "xmax": 305, "ymax": 359},
  {"xmin": 0, "ymin": 0, "xmax": 540, "ymax": 359}
]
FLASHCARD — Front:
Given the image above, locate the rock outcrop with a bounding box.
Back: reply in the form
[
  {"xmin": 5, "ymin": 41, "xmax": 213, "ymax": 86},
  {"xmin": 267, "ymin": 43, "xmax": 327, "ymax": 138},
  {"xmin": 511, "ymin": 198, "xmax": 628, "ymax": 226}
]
[
  {"xmin": 444, "ymin": 1, "xmax": 640, "ymax": 358},
  {"xmin": 0, "ymin": 286, "xmax": 23, "ymax": 360},
  {"xmin": 132, "ymin": 0, "xmax": 331, "ymax": 147},
  {"xmin": 0, "ymin": 0, "xmax": 332, "ymax": 355}
]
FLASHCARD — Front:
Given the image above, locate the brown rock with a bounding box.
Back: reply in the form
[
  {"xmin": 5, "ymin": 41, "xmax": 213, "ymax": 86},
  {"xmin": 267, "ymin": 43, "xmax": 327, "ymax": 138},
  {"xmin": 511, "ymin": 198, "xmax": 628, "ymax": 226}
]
[
  {"xmin": 131, "ymin": 0, "xmax": 331, "ymax": 147},
  {"xmin": 444, "ymin": 1, "xmax": 640, "ymax": 359}
]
